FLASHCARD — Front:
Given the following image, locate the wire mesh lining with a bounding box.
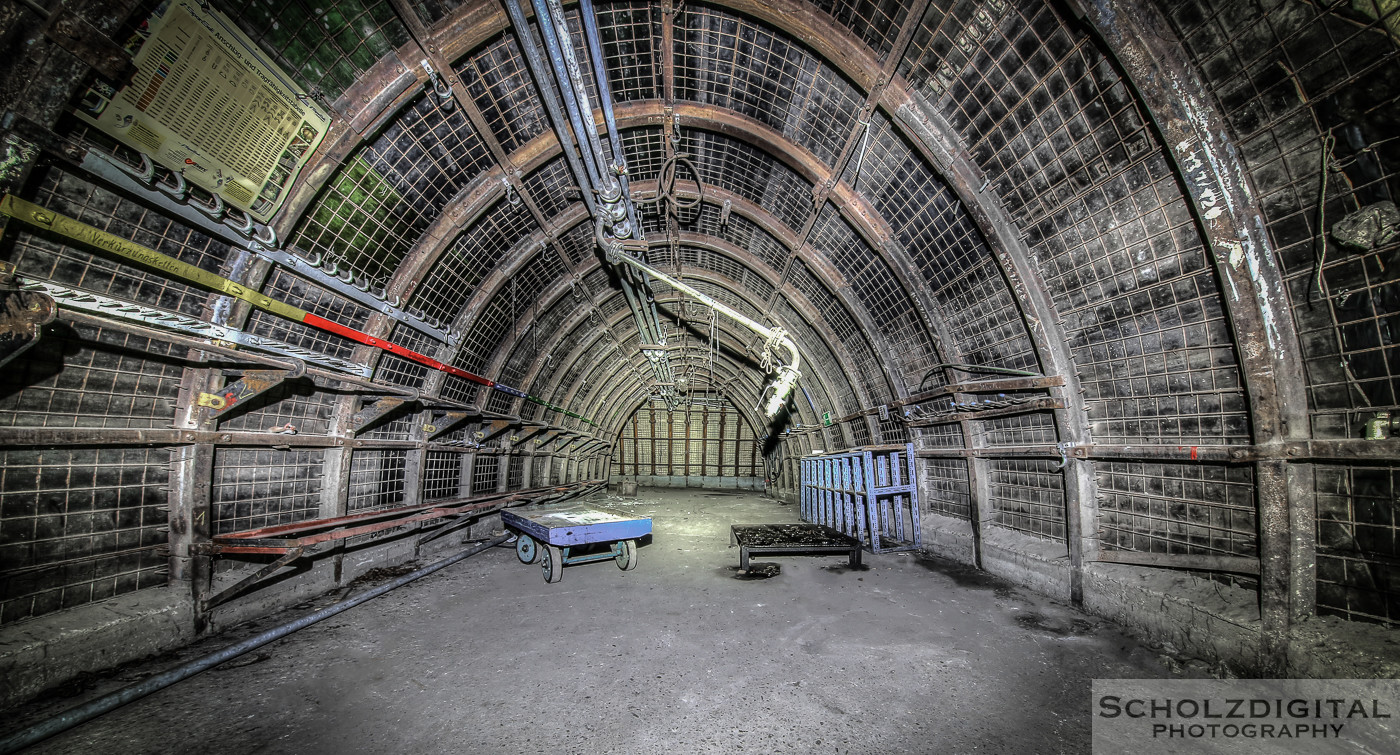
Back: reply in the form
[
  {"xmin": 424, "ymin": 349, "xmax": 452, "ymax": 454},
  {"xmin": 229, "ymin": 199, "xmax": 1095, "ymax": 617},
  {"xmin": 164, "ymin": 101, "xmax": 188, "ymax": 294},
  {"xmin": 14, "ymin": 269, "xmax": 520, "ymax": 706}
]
[
  {"xmin": 211, "ymin": 448, "xmax": 324, "ymax": 534},
  {"xmin": 522, "ymin": 157, "xmax": 578, "ymax": 222},
  {"xmin": 936, "ymin": 257, "xmax": 1040, "ymax": 370},
  {"xmin": 290, "ymin": 153, "xmax": 425, "ymax": 290},
  {"xmin": 808, "ymin": 205, "xmax": 940, "ymax": 382},
  {"xmin": 363, "ymin": 94, "xmax": 495, "ymax": 218},
  {"xmin": 215, "ymin": 382, "xmax": 335, "ymax": 436},
  {"xmin": 922, "ymin": 457, "xmax": 973, "ymax": 519},
  {"xmin": 218, "ymin": 0, "xmax": 409, "ymax": 101},
  {"xmin": 1164, "ymin": 0, "xmax": 1400, "ymax": 439},
  {"xmin": 374, "ymin": 323, "xmax": 439, "ymax": 388},
  {"xmin": 677, "ymin": 129, "xmax": 816, "ymax": 232},
  {"xmin": 493, "ymin": 291, "xmax": 589, "ymax": 410},
  {"xmin": 773, "ymin": 296, "xmax": 859, "ymax": 417},
  {"xmin": 348, "ymin": 449, "xmax": 408, "ymax": 511},
  {"xmin": 678, "ymin": 245, "xmax": 776, "ymax": 302},
  {"xmin": 0, "ymin": 321, "xmax": 183, "ymax": 429},
  {"xmin": 909, "ymin": 0, "xmax": 1250, "ymax": 446},
  {"xmin": 556, "ymin": 219, "xmax": 600, "ymax": 268},
  {"xmin": 245, "ymin": 267, "xmax": 372, "ymax": 361},
  {"xmin": 412, "ymin": 199, "xmax": 539, "ymax": 328},
  {"xmin": 988, "ymin": 457, "xmax": 1066, "ymax": 542},
  {"xmin": 508, "ymin": 456, "xmax": 525, "ymax": 490},
  {"xmin": 674, "ymin": 4, "xmax": 863, "ymax": 166},
  {"xmin": 976, "ymin": 412, "xmax": 1057, "ymax": 446},
  {"xmin": 687, "ymin": 203, "xmax": 792, "ymax": 273},
  {"xmin": 10, "ymin": 167, "xmax": 235, "ymax": 316},
  {"xmin": 471, "ymin": 454, "xmax": 500, "ymax": 493},
  {"xmin": 1096, "ymin": 460, "xmax": 1256, "ymax": 559},
  {"xmin": 1315, "ymin": 464, "xmax": 1400, "ymax": 626},
  {"xmin": 594, "ymin": 0, "xmax": 664, "ymax": 102},
  {"xmin": 0, "ymin": 447, "xmax": 169, "ymax": 625},
  {"xmin": 454, "ymin": 247, "xmax": 569, "ymax": 374},
  {"xmin": 914, "ymin": 421, "xmax": 965, "ymax": 449},
  {"xmin": 456, "ymin": 31, "xmax": 548, "ymax": 154}
]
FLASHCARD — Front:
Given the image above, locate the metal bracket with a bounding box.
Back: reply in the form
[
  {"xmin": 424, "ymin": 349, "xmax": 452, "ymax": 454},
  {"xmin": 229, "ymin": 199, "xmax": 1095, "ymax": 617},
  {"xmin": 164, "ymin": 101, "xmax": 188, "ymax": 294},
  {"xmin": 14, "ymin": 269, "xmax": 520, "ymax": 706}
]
[
  {"xmin": 206, "ymin": 363, "xmax": 307, "ymax": 420},
  {"xmin": 426, "ymin": 410, "xmax": 480, "ymax": 441},
  {"xmin": 0, "ymin": 287, "xmax": 56, "ymax": 368},
  {"xmin": 197, "ymin": 546, "xmax": 307, "ymax": 612},
  {"xmin": 349, "ymin": 396, "xmax": 409, "ymax": 435},
  {"xmin": 477, "ymin": 419, "xmax": 517, "ymax": 444}
]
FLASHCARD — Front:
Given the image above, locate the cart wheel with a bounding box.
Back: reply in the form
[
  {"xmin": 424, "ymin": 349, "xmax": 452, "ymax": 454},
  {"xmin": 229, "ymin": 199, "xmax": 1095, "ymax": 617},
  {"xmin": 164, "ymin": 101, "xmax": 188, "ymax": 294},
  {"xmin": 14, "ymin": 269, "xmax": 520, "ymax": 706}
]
[
  {"xmin": 516, "ymin": 534, "xmax": 538, "ymax": 564},
  {"xmin": 541, "ymin": 544, "xmax": 564, "ymax": 583},
  {"xmin": 615, "ymin": 539, "xmax": 639, "ymax": 571}
]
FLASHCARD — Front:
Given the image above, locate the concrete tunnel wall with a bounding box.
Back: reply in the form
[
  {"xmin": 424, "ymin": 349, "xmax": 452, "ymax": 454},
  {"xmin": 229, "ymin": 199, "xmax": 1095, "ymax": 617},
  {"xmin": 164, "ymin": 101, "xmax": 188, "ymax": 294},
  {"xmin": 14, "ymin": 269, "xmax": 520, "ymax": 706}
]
[{"xmin": 1, "ymin": 0, "xmax": 1399, "ymax": 705}]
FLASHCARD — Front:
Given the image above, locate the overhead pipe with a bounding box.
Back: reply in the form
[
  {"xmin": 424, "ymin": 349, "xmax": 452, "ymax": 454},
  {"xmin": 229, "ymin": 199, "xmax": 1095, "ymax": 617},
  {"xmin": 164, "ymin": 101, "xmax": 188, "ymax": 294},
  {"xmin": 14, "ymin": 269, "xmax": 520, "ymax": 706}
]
[
  {"xmin": 613, "ymin": 254, "xmax": 801, "ymax": 419},
  {"xmin": 501, "ymin": 0, "xmax": 596, "ymax": 217},
  {"xmin": 577, "ymin": 0, "xmax": 643, "ymax": 240},
  {"xmin": 0, "ymin": 533, "xmax": 513, "ymax": 755}
]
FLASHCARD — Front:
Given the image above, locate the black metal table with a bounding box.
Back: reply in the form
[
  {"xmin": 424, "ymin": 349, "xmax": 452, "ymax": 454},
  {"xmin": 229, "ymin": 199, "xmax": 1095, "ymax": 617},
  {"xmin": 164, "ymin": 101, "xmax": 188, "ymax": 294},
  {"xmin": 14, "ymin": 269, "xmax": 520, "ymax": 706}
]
[{"xmin": 730, "ymin": 523, "xmax": 863, "ymax": 571}]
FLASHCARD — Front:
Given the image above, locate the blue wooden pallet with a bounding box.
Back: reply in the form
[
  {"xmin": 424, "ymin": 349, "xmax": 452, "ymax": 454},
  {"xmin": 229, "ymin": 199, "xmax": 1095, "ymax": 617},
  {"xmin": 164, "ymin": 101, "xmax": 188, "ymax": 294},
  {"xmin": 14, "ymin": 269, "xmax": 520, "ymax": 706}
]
[{"xmin": 501, "ymin": 506, "xmax": 651, "ymax": 583}]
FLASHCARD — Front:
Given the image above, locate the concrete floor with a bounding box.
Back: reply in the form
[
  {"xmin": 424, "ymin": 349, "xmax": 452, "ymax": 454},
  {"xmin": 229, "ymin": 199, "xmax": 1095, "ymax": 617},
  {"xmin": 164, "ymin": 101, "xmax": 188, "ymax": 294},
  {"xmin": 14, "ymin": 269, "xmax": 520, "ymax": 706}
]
[{"xmin": 5, "ymin": 489, "xmax": 1194, "ymax": 754}]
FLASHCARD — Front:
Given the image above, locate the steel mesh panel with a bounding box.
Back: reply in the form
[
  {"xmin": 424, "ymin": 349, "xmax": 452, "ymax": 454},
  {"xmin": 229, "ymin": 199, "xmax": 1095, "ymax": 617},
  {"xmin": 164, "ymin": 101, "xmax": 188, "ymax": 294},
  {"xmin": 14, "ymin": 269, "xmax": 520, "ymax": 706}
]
[
  {"xmin": 678, "ymin": 245, "xmax": 775, "ymax": 302},
  {"xmin": 220, "ymin": 0, "xmax": 410, "ymax": 100},
  {"xmin": 422, "ymin": 451, "xmax": 461, "ymax": 501},
  {"xmin": 615, "ymin": 402, "xmax": 759, "ymax": 477},
  {"xmin": 977, "ymin": 412, "xmax": 1057, "ymax": 446},
  {"xmin": 216, "ymin": 380, "xmax": 335, "ymax": 435},
  {"xmin": 358, "ymin": 404, "xmax": 416, "ymax": 440},
  {"xmin": 1164, "ymin": 0, "xmax": 1400, "ymax": 439},
  {"xmin": 1097, "ymin": 461, "xmax": 1256, "ymax": 559},
  {"xmin": 0, "ymin": 322, "xmax": 182, "ymax": 429},
  {"xmin": 920, "ymin": 0, "xmax": 1250, "ymax": 445},
  {"xmin": 439, "ymin": 374, "xmax": 480, "ymax": 405},
  {"xmin": 456, "ymin": 32, "xmax": 547, "ymax": 154},
  {"xmin": 455, "ymin": 247, "xmax": 568, "ymax": 373},
  {"xmin": 246, "ymin": 267, "xmax": 372, "ymax": 360},
  {"xmin": 496, "ymin": 292, "xmax": 585, "ymax": 391},
  {"xmin": 406, "ymin": 0, "xmax": 467, "ymax": 26},
  {"xmin": 809, "ymin": 206, "xmax": 939, "ymax": 378},
  {"xmin": 374, "ymin": 323, "xmax": 438, "ymax": 388},
  {"xmin": 913, "ymin": 422, "xmax": 965, "ymax": 449},
  {"xmin": 12, "ymin": 168, "xmax": 233, "ymax": 316},
  {"xmin": 598, "ymin": 291, "xmax": 630, "ymax": 320},
  {"xmin": 595, "ymin": 0, "xmax": 664, "ymax": 102},
  {"xmin": 842, "ymin": 113, "xmax": 987, "ymax": 287},
  {"xmin": 508, "ymin": 456, "xmax": 525, "ymax": 490},
  {"xmin": 557, "ymin": 219, "xmax": 600, "ymax": 267},
  {"xmin": 529, "ymin": 320, "xmax": 594, "ymax": 399},
  {"xmin": 363, "ymin": 94, "xmax": 495, "ymax": 217},
  {"xmin": 348, "ymin": 449, "xmax": 408, "ymax": 511},
  {"xmin": 937, "ymin": 257, "xmax": 1040, "ymax": 371},
  {"xmin": 545, "ymin": 336, "xmax": 615, "ymax": 408},
  {"xmin": 989, "ymin": 458, "xmax": 1066, "ymax": 542},
  {"xmin": 810, "ymin": 0, "xmax": 912, "ymax": 61},
  {"xmin": 471, "ymin": 454, "xmax": 500, "ymax": 493},
  {"xmin": 211, "ymin": 448, "xmax": 324, "ymax": 535},
  {"xmin": 619, "ymin": 126, "xmax": 667, "ymax": 183},
  {"xmin": 0, "ymin": 448, "xmax": 168, "ymax": 625},
  {"xmin": 678, "ymin": 129, "xmax": 815, "ymax": 232},
  {"xmin": 290, "ymin": 153, "xmax": 425, "ymax": 289},
  {"xmin": 522, "ymin": 157, "xmax": 578, "ymax": 222},
  {"xmin": 1316, "ymin": 464, "xmax": 1400, "ymax": 626},
  {"xmin": 922, "ymin": 457, "xmax": 972, "ymax": 519},
  {"xmin": 413, "ymin": 200, "xmax": 539, "ymax": 328},
  {"xmin": 687, "ymin": 202, "xmax": 791, "ymax": 273},
  {"xmin": 675, "ymin": 5, "xmax": 862, "ymax": 166}
]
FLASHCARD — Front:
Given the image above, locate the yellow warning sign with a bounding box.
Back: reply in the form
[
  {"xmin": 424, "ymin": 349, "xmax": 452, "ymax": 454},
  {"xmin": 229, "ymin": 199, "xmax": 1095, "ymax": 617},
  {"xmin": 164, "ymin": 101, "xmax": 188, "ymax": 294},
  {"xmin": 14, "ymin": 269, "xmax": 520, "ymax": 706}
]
[{"xmin": 74, "ymin": 1, "xmax": 330, "ymax": 222}]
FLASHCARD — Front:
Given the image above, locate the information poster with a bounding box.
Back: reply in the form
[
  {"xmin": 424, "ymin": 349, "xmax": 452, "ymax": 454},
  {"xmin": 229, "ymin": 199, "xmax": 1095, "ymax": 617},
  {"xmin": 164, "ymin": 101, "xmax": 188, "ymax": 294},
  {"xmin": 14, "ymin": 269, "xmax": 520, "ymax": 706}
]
[{"xmin": 75, "ymin": 1, "xmax": 331, "ymax": 221}]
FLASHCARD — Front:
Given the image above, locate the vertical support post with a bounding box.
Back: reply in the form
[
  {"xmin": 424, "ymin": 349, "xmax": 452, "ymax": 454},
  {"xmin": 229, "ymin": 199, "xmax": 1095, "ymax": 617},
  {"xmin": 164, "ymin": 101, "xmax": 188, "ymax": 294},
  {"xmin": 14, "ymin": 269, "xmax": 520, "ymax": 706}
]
[
  {"xmin": 496, "ymin": 452, "xmax": 508, "ymax": 494},
  {"xmin": 1258, "ymin": 459, "xmax": 1296, "ymax": 674},
  {"xmin": 168, "ymin": 442, "xmax": 214, "ymax": 631}
]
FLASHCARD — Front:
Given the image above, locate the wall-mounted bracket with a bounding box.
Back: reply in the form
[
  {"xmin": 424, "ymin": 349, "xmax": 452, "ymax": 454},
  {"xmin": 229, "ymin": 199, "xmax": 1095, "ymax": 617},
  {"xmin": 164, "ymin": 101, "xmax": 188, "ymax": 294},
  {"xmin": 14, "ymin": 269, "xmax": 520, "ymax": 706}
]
[
  {"xmin": 349, "ymin": 396, "xmax": 410, "ymax": 435},
  {"xmin": 426, "ymin": 410, "xmax": 481, "ymax": 441},
  {"xmin": 204, "ymin": 362, "xmax": 307, "ymax": 420}
]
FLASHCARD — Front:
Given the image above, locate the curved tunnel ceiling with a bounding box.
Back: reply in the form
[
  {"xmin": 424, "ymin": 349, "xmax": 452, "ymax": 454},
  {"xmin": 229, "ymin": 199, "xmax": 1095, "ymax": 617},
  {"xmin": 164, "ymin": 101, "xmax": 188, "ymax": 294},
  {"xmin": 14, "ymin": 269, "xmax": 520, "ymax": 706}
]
[{"xmin": 5, "ymin": 0, "xmax": 1394, "ymax": 467}]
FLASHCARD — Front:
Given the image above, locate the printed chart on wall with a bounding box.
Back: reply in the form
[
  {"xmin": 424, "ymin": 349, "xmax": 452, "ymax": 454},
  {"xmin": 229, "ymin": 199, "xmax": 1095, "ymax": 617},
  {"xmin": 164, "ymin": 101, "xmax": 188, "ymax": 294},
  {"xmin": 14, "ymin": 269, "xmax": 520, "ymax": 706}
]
[{"xmin": 74, "ymin": 1, "xmax": 330, "ymax": 222}]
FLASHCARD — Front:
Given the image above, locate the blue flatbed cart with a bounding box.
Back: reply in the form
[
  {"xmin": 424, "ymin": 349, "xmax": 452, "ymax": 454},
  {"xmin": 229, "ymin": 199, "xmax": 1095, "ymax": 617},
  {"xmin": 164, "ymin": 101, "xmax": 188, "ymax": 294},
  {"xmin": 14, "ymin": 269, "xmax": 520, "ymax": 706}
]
[{"xmin": 501, "ymin": 505, "xmax": 652, "ymax": 583}]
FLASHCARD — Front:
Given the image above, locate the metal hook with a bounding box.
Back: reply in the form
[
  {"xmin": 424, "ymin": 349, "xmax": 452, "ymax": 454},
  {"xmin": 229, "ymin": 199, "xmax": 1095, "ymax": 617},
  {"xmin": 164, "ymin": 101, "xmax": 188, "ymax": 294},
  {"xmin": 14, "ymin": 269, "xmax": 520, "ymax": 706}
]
[
  {"xmin": 222, "ymin": 209, "xmax": 255, "ymax": 236},
  {"xmin": 253, "ymin": 223, "xmax": 278, "ymax": 249}
]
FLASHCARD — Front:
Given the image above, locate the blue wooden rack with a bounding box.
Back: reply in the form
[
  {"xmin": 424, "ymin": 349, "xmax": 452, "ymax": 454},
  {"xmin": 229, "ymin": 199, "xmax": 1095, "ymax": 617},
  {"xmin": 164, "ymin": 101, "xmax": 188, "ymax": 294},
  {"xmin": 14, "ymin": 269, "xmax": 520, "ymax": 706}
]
[{"xmin": 800, "ymin": 443, "xmax": 921, "ymax": 554}]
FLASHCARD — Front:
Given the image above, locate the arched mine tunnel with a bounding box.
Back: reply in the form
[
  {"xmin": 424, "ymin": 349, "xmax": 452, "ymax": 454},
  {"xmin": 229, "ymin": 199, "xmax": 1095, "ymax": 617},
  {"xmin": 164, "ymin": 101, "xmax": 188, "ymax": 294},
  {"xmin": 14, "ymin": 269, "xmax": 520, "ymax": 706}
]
[{"xmin": 1, "ymin": 0, "xmax": 1398, "ymax": 751}]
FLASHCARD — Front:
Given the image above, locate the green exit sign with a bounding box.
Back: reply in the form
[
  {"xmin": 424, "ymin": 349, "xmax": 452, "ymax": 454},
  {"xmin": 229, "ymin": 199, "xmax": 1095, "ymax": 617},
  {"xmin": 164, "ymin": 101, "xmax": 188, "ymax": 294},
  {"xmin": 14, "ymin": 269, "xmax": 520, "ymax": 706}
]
[{"xmin": 822, "ymin": 411, "xmax": 832, "ymax": 426}]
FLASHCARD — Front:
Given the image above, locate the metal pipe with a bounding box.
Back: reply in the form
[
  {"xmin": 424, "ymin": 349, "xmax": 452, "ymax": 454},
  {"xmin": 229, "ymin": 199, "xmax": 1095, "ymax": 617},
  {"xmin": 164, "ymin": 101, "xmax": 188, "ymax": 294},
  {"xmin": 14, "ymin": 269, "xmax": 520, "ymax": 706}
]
[
  {"xmin": 501, "ymin": 0, "xmax": 597, "ymax": 218},
  {"xmin": 540, "ymin": 0, "xmax": 621, "ymax": 203},
  {"xmin": 526, "ymin": 0, "xmax": 608, "ymax": 196},
  {"xmin": 0, "ymin": 534, "xmax": 511, "ymax": 755},
  {"xmin": 577, "ymin": 0, "xmax": 642, "ymax": 239},
  {"xmin": 616, "ymin": 255, "xmax": 800, "ymax": 372}
]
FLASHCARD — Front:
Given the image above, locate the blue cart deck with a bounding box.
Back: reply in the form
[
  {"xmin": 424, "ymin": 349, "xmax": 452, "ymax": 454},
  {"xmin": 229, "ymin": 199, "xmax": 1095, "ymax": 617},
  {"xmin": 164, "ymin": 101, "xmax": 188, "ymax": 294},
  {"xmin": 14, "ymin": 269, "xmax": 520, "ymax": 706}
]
[{"xmin": 501, "ymin": 505, "xmax": 651, "ymax": 547}]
